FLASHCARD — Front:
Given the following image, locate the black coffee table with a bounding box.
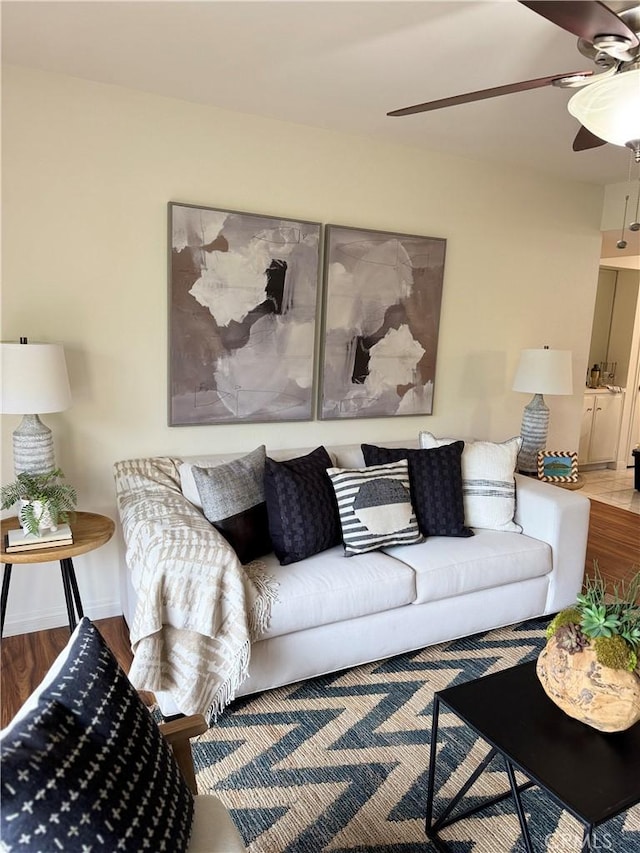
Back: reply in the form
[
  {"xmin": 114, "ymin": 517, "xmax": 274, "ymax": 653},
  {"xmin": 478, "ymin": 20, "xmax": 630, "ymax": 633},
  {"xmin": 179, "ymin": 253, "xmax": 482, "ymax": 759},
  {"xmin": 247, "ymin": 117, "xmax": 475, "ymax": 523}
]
[{"xmin": 425, "ymin": 660, "xmax": 640, "ymax": 852}]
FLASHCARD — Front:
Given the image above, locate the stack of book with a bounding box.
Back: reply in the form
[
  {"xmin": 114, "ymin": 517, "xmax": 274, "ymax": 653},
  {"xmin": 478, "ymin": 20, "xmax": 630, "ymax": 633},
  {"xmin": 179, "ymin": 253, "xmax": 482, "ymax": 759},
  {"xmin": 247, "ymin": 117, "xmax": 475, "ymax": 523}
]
[{"xmin": 5, "ymin": 524, "xmax": 73, "ymax": 554}]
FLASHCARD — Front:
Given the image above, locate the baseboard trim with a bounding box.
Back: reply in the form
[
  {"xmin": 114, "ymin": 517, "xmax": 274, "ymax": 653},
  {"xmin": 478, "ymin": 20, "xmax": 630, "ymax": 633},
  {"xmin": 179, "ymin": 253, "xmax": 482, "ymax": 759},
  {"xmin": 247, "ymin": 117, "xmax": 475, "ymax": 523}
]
[{"xmin": 2, "ymin": 599, "xmax": 122, "ymax": 637}]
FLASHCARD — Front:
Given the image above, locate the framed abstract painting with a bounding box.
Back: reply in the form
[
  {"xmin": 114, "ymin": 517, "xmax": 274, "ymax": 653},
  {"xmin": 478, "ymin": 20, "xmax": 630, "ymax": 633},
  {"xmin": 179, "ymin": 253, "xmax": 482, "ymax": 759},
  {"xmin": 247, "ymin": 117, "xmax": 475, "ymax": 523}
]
[
  {"xmin": 318, "ymin": 224, "xmax": 446, "ymax": 420},
  {"xmin": 169, "ymin": 203, "xmax": 321, "ymax": 425}
]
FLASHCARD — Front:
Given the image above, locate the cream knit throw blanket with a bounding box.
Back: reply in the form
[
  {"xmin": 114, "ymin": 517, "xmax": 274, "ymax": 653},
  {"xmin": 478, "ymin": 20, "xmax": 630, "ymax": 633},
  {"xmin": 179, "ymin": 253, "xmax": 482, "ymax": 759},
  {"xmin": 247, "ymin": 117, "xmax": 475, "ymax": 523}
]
[{"xmin": 114, "ymin": 456, "xmax": 277, "ymax": 721}]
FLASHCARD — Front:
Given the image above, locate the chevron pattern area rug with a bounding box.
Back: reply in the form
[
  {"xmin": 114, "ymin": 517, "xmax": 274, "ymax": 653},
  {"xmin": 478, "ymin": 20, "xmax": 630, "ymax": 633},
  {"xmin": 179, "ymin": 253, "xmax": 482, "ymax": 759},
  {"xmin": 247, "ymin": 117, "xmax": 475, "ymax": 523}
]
[{"xmin": 192, "ymin": 618, "xmax": 640, "ymax": 852}]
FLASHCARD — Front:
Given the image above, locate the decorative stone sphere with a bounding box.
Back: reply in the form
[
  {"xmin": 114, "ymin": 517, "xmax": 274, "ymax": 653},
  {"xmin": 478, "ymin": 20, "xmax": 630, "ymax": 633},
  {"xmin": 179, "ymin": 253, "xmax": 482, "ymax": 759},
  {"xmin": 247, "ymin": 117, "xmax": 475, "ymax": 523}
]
[{"xmin": 537, "ymin": 636, "xmax": 640, "ymax": 733}]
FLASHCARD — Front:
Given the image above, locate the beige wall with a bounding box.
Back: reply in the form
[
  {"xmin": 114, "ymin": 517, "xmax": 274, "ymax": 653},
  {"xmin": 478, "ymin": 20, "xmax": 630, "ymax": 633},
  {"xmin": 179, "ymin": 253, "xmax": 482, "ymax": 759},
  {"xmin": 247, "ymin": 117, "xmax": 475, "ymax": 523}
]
[{"xmin": 1, "ymin": 66, "xmax": 604, "ymax": 635}]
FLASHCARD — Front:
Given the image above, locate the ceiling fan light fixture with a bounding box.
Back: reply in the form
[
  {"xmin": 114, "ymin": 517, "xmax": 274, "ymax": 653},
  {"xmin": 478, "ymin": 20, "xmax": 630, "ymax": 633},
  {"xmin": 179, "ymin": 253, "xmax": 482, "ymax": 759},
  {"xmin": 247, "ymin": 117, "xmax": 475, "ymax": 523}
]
[{"xmin": 567, "ymin": 69, "xmax": 640, "ymax": 148}]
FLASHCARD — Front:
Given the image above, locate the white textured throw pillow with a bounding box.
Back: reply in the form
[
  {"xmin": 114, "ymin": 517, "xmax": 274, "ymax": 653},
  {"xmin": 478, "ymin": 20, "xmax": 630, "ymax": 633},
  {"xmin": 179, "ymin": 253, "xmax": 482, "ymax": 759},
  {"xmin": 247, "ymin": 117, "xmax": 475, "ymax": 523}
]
[{"xmin": 418, "ymin": 433, "xmax": 522, "ymax": 532}]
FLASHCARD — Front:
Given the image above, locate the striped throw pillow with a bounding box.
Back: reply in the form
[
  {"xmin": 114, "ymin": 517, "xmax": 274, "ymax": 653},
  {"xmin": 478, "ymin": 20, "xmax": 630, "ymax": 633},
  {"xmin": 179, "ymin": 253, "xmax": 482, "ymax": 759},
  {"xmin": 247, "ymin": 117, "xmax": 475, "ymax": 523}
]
[
  {"xmin": 327, "ymin": 459, "xmax": 423, "ymax": 556},
  {"xmin": 418, "ymin": 432, "xmax": 522, "ymax": 532}
]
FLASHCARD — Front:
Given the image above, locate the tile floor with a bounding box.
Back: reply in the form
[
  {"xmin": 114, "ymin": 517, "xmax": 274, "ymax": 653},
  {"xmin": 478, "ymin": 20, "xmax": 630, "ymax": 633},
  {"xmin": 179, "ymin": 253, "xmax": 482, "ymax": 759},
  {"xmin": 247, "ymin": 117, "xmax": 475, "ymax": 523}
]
[{"xmin": 579, "ymin": 466, "xmax": 639, "ymax": 515}]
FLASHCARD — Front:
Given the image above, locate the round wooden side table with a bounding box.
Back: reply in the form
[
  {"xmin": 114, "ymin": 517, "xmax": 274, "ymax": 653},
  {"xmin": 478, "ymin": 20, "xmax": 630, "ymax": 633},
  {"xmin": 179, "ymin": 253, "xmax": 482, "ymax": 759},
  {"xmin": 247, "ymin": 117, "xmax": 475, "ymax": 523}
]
[{"xmin": 0, "ymin": 512, "xmax": 115, "ymax": 637}]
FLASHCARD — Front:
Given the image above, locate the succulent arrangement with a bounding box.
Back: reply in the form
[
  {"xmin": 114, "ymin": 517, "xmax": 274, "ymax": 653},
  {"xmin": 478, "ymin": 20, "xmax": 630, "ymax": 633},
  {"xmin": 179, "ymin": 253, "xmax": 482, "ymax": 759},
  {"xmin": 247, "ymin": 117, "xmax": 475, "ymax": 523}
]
[
  {"xmin": 1, "ymin": 468, "xmax": 77, "ymax": 536},
  {"xmin": 546, "ymin": 565, "xmax": 640, "ymax": 673}
]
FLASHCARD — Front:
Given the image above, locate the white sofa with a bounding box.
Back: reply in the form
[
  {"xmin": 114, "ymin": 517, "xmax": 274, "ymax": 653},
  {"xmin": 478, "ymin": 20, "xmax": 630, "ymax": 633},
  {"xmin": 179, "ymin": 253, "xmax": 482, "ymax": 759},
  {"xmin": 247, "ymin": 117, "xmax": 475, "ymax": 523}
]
[{"xmin": 117, "ymin": 441, "xmax": 590, "ymax": 717}]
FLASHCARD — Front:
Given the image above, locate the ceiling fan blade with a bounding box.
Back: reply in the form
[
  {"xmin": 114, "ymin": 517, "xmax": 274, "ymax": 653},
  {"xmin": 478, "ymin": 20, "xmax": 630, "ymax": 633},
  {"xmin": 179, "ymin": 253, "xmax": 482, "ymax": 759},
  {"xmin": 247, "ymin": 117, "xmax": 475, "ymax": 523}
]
[
  {"xmin": 519, "ymin": 1, "xmax": 639, "ymax": 49},
  {"xmin": 572, "ymin": 125, "xmax": 607, "ymax": 151},
  {"xmin": 387, "ymin": 72, "xmax": 592, "ymax": 117}
]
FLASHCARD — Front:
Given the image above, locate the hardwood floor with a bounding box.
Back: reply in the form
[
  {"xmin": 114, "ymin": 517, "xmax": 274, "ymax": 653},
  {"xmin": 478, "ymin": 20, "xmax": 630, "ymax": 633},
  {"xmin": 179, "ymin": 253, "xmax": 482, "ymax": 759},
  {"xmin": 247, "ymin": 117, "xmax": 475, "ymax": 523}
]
[
  {"xmin": 1, "ymin": 616, "xmax": 133, "ymax": 729},
  {"xmin": 1, "ymin": 498, "xmax": 638, "ymax": 728},
  {"xmin": 584, "ymin": 498, "xmax": 640, "ymax": 593}
]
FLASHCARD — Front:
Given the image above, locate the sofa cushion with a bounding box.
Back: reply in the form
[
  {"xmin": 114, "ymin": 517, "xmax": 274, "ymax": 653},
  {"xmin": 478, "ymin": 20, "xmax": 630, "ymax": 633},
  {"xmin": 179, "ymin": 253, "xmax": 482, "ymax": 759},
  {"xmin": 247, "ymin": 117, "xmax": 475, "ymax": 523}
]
[
  {"xmin": 384, "ymin": 530, "xmax": 551, "ymax": 604},
  {"xmin": 192, "ymin": 445, "xmax": 271, "ymax": 564},
  {"xmin": 252, "ymin": 546, "xmax": 417, "ymax": 638},
  {"xmin": 419, "ymin": 432, "xmax": 522, "ymax": 532},
  {"xmin": 328, "ymin": 460, "xmax": 423, "ymax": 556},
  {"xmin": 0, "ymin": 618, "xmax": 194, "ymax": 853},
  {"xmin": 190, "ymin": 796, "xmax": 247, "ymax": 852},
  {"xmin": 362, "ymin": 442, "xmax": 473, "ymax": 539},
  {"xmin": 264, "ymin": 446, "xmax": 342, "ymax": 565}
]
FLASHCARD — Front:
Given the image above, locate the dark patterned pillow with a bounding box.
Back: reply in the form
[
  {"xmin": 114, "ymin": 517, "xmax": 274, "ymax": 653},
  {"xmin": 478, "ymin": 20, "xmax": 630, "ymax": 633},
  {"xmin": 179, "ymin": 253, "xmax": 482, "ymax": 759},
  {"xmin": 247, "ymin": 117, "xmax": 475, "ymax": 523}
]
[
  {"xmin": 192, "ymin": 444, "xmax": 272, "ymax": 564},
  {"xmin": 419, "ymin": 432, "xmax": 522, "ymax": 532},
  {"xmin": 0, "ymin": 618, "xmax": 194, "ymax": 852},
  {"xmin": 264, "ymin": 446, "xmax": 341, "ymax": 565},
  {"xmin": 362, "ymin": 443, "xmax": 473, "ymax": 538},
  {"xmin": 327, "ymin": 459, "xmax": 423, "ymax": 556}
]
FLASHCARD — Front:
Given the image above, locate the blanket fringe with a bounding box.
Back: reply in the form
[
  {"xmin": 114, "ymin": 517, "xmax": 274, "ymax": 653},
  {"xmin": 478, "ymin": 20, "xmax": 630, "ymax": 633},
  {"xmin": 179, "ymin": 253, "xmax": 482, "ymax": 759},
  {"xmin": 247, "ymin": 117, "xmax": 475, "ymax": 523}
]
[
  {"xmin": 205, "ymin": 562, "xmax": 278, "ymax": 723},
  {"xmin": 206, "ymin": 638, "xmax": 251, "ymax": 724},
  {"xmin": 244, "ymin": 561, "xmax": 279, "ymax": 640}
]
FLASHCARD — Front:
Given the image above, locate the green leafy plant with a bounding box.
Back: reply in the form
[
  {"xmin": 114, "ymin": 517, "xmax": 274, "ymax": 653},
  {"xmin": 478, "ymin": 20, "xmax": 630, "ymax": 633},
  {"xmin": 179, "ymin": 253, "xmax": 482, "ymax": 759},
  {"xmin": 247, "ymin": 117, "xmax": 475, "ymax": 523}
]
[
  {"xmin": 548, "ymin": 563, "xmax": 640, "ymax": 672},
  {"xmin": 1, "ymin": 468, "xmax": 77, "ymax": 535}
]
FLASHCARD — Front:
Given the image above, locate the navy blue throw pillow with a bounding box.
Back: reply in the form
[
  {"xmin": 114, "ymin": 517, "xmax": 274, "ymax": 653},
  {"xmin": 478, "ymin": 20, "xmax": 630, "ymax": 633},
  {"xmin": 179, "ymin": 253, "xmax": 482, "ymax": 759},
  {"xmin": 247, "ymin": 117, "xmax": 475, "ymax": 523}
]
[
  {"xmin": 362, "ymin": 443, "xmax": 473, "ymax": 538},
  {"xmin": 0, "ymin": 618, "xmax": 194, "ymax": 852},
  {"xmin": 264, "ymin": 446, "xmax": 342, "ymax": 564}
]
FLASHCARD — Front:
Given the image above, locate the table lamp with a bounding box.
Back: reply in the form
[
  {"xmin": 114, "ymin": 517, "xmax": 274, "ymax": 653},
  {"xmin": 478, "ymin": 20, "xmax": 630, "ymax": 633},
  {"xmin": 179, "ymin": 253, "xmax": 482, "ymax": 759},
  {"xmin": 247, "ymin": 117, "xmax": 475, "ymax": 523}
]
[
  {"xmin": 0, "ymin": 339, "xmax": 72, "ymax": 475},
  {"xmin": 512, "ymin": 346, "xmax": 573, "ymax": 474}
]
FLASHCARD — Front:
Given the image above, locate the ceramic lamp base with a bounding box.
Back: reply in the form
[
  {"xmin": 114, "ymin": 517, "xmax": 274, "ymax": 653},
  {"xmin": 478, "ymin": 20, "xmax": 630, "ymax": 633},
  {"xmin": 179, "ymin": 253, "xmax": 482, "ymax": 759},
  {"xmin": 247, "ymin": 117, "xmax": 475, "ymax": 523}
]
[
  {"xmin": 517, "ymin": 393, "xmax": 549, "ymax": 474},
  {"xmin": 13, "ymin": 414, "xmax": 56, "ymax": 475}
]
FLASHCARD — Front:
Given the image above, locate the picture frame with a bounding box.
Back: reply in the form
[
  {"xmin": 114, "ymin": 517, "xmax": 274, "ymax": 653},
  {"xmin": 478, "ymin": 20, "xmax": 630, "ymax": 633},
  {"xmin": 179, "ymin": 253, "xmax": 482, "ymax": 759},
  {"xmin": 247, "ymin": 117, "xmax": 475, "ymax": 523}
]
[
  {"xmin": 318, "ymin": 224, "xmax": 446, "ymax": 420},
  {"xmin": 537, "ymin": 451, "xmax": 579, "ymax": 483},
  {"xmin": 168, "ymin": 202, "xmax": 321, "ymax": 425}
]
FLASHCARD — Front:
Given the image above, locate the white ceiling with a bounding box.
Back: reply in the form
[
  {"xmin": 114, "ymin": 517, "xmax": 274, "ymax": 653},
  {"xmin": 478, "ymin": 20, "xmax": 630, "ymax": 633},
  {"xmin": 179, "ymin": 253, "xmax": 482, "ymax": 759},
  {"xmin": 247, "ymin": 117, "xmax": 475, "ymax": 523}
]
[{"xmin": 2, "ymin": 0, "xmax": 640, "ymax": 186}]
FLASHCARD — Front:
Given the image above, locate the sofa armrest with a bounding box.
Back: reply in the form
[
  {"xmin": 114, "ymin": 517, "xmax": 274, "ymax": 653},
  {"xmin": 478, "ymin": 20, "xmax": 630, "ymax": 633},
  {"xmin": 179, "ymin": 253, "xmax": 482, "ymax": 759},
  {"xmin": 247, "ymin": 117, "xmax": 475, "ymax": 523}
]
[{"xmin": 514, "ymin": 474, "xmax": 590, "ymax": 614}]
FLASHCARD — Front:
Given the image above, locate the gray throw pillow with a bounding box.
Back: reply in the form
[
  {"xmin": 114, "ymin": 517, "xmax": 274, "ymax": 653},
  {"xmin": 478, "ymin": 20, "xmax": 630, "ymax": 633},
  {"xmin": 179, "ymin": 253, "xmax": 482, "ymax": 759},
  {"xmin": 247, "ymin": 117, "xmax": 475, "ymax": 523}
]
[{"xmin": 192, "ymin": 445, "xmax": 272, "ymax": 564}]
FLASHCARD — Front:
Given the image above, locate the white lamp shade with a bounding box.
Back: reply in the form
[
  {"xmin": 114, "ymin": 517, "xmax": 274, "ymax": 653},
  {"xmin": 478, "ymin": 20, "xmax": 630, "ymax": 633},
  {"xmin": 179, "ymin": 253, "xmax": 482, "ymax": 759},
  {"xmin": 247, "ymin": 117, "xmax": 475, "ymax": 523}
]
[
  {"xmin": 512, "ymin": 348, "xmax": 573, "ymax": 396},
  {"xmin": 568, "ymin": 69, "xmax": 640, "ymax": 148},
  {"xmin": 1, "ymin": 342, "xmax": 71, "ymax": 414}
]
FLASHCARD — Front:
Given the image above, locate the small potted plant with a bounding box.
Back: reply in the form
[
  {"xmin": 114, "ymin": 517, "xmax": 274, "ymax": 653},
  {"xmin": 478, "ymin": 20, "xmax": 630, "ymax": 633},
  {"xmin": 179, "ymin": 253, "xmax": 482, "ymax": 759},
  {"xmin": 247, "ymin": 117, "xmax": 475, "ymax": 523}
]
[
  {"xmin": 1, "ymin": 468, "xmax": 77, "ymax": 536},
  {"xmin": 537, "ymin": 564, "xmax": 640, "ymax": 732}
]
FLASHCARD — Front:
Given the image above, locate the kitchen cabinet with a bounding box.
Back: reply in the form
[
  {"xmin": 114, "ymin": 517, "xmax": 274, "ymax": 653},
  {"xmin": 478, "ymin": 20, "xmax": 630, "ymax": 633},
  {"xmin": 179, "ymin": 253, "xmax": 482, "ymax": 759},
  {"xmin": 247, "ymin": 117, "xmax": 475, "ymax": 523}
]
[{"xmin": 578, "ymin": 390, "xmax": 624, "ymax": 465}]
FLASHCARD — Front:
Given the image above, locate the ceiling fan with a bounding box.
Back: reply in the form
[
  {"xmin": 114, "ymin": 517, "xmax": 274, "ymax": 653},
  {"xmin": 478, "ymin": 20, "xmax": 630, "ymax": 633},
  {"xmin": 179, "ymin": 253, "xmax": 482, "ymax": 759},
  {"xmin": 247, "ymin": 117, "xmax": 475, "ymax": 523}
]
[{"xmin": 388, "ymin": 1, "xmax": 640, "ymax": 159}]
